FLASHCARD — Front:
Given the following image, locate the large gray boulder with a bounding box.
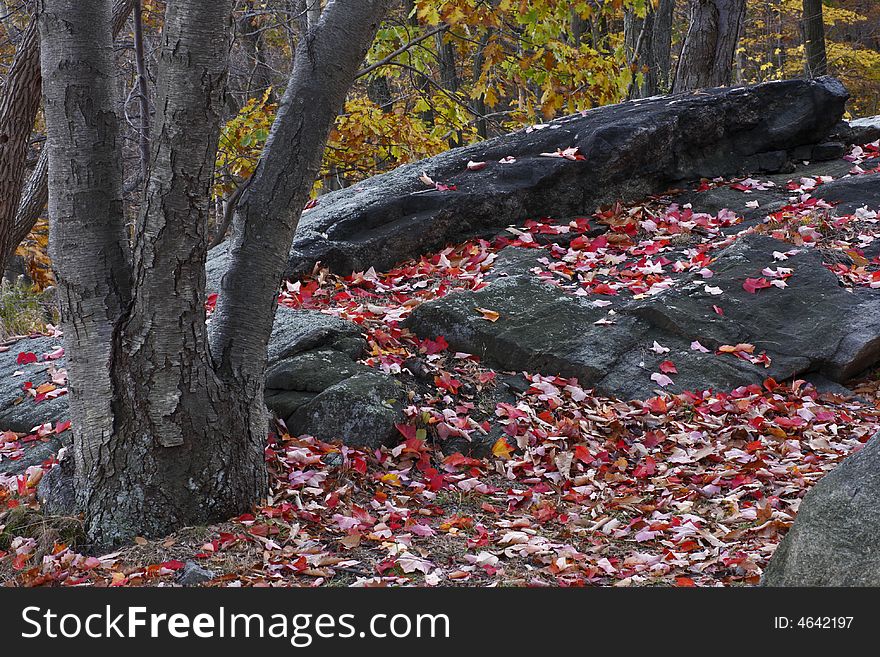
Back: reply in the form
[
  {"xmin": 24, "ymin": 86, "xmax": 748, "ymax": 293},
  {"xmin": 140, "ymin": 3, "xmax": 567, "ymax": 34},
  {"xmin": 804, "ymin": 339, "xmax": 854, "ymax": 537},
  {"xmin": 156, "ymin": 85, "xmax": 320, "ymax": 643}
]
[
  {"xmin": 207, "ymin": 77, "xmax": 849, "ymax": 286},
  {"xmin": 406, "ymin": 234, "xmax": 880, "ymax": 399},
  {"xmin": 762, "ymin": 432, "xmax": 880, "ymax": 586}
]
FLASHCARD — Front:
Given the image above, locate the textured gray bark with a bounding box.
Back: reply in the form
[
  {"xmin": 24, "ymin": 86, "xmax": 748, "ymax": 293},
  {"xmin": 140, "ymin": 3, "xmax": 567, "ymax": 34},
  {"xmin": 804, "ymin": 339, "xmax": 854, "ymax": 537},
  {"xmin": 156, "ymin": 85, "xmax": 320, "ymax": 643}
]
[
  {"xmin": 0, "ymin": 0, "xmax": 135, "ymax": 276},
  {"xmin": 38, "ymin": 0, "xmax": 133, "ymax": 541},
  {"xmin": 0, "ymin": 16, "xmax": 43, "ymax": 276},
  {"xmin": 40, "ymin": 0, "xmax": 389, "ymax": 546},
  {"xmin": 674, "ymin": 0, "xmax": 746, "ymax": 92},
  {"xmin": 802, "ymin": 0, "xmax": 828, "ymax": 77},
  {"xmin": 625, "ymin": 0, "xmax": 676, "ymax": 98},
  {"xmin": 209, "ymin": 0, "xmax": 391, "ymax": 384}
]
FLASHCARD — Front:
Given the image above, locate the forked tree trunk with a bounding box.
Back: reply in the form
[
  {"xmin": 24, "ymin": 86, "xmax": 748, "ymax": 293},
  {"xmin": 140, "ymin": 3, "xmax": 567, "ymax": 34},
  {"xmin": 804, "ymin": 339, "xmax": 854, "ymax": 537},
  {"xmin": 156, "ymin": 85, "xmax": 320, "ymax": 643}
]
[
  {"xmin": 673, "ymin": 0, "xmax": 746, "ymax": 92},
  {"xmin": 40, "ymin": 0, "xmax": 389, "ymax": 546}
]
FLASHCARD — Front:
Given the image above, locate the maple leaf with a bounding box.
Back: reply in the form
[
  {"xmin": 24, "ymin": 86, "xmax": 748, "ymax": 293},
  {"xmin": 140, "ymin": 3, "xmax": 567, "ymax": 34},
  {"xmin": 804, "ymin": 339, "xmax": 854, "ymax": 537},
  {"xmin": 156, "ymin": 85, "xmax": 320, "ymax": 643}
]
[
  {"xmin": 476, "ymin": 307, "xmax": 500, "ymax": 322},
  {"xmin": 16, "ymin": 352, "xmax": 37, "ymax": 365},
  {"xmin": 491, "ymin": 437, "xmax": 514, "ymax": 459},
  {"xmin": 743, "ymin": 277, "xmax": 772, "ymax": 294},
  {"xmin": 650, "ymin": 372, "xmax": 674, "ymax": 387},
  {"xmin": 659, "ymin": 360, "xmax": 678, "ymax": 374}
]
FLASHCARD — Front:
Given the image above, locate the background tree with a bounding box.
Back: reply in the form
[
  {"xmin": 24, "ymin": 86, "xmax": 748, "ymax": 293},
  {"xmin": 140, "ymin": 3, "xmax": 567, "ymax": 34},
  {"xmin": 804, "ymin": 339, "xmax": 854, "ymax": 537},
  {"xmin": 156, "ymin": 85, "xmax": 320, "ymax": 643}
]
[
  {"xmin": 802, "ymin": 0, "xmax": 828, "ymax": 77},
  {"xmin": 39, "ymin": 0, "xmax": 390, "ymax": 546},
  {"xmin": 674, "ymin": 0, "xmax": 747, "ymax": 91}
]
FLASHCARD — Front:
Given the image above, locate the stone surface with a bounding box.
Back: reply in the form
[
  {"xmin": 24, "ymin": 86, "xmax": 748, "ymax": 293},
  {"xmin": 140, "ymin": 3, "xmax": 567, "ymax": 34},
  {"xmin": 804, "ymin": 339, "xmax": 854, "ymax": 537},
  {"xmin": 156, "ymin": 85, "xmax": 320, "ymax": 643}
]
[
  {"xmin": 177, "ymin": 561, "xmax": 216, "ymax": 586},
  {"xmin": 406, "ymin": 235, "xmax": 880, "ymax": 399},
  {"xmin": 762, "ymin": 431, "xmax": 880, "ymax": 586},
  {"xmin": 285, "ymin": 372, "xmax": 405, "ymax": 449},
  {"xmin": 206, "ymin": 77, "xmax": 848, "ymax": 286},
  {"xmin": 268, "ymin": 306, "xmax": 366, "ymax": 365},
  {"xmin": 0, "ymin": 336, "xmax": 68, "ymax": 434}
]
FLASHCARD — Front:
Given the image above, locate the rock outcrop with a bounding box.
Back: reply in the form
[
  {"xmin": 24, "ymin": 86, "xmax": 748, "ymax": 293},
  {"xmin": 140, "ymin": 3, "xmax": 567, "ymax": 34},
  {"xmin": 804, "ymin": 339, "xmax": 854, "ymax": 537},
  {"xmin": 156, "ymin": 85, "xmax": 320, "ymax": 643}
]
[
  {"xmin": 762, "ymin": 431, "xmax": 880, "ymax": 586},
  {"xmin": 207, "ymin": 77, "xmax": 849, "ymax": 287}
]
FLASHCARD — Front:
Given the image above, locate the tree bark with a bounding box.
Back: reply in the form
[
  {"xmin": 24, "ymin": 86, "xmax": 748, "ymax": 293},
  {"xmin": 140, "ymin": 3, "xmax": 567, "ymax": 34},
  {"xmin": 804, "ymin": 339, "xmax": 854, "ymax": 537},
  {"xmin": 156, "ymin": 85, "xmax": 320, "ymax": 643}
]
[
  {"xmin": 802, "ymin": 0, "xmax": 828, "ymax": 77},
  {"xmin": 209, "ymin": 0, "xmax": 390, "ymax": 390},
  {"xmin": 625, "ymin": 0, "xmax": 676, "ymax": 98},
  {"xmin": 38, "ymin": 0, "xmax": 133, "ymax": 541},
  {"xmin": 40, "ymin": 0, "xmax": 390, "ymax": 546},
  {"xmin": 673, "ymin": 0, "xmax": 746, "ymax": 92},
  {"xmin": 0, "ymin": 0, "xmax": 135, "ymax": 278}
]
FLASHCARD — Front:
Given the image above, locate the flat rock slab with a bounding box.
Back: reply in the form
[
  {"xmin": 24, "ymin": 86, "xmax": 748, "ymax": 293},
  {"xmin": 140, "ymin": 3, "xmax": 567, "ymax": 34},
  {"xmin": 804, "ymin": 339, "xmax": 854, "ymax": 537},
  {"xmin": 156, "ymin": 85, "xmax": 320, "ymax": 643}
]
[
  {"xmin": 762, "ymin": 431, "xmax": 880, "ymax": 586},
  {"xmin": 207, "ymin": 77, "xmax": 848, "ymax": 287},
  {"xmin": 406, "ymin": 235, "xmax": 880, "ymax": 399},
  {"xmin": 0, "ymin": 336, "xmax": 67, "ymax": 433}
]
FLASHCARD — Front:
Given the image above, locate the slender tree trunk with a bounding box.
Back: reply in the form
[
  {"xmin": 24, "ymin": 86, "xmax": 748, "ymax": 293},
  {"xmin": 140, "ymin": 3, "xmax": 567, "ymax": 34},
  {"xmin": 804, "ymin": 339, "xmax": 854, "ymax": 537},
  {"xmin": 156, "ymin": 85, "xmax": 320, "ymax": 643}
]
[
  {"xmin": 673, "ymin": 0, "xmax": 746, "ymax": 92},
  {"xmin": 802, "ymin": 0, "xmax": 828, "ymax": 77},
  {"xmin": 625, "ymin": 7, "xmax": 657, "ymax": 98},
  {"xmin": 653, "ymin": 0, "xmax": 675, "ymax": 93},
  {"xmin": 209, "ymin": 0, "xmax": 390, "ymax": 394},
  {"xmin": 625, "ymin": 0, "xmax": 676, "ymax": 98},
  {"xmin": 0, "ymin": 16, "xmax": 43, "ymax": 278}
]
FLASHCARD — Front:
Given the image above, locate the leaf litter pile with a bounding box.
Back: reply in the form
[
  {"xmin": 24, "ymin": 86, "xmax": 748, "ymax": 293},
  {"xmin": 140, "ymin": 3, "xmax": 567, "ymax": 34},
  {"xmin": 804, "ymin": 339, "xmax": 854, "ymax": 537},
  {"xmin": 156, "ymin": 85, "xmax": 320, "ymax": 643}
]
[{"xmin": 2, "ymin": 141, "xmax": 880, "ymax": 587}]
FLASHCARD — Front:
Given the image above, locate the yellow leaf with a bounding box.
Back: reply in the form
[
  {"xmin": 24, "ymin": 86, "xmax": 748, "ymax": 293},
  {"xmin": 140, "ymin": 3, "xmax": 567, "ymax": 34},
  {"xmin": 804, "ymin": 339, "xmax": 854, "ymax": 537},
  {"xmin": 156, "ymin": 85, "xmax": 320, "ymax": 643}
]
[
  {"xmin": 492, "ymin": 437, "xmax": 514, "ymax": 459},
  {"xmin": 476, "ymin": 307, "xmax": 500, "ymax": 322}
]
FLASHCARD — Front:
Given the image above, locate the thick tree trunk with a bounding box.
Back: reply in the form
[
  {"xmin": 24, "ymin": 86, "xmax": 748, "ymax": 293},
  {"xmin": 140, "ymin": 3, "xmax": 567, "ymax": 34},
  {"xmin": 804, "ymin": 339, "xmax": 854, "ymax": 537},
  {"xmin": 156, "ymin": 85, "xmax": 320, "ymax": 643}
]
[
  {"xmin": 802, "ymin": 0, "xmax": 828, "ymax": 77},
  {"xmin": 673, "ymin": 0, "xmax": 746, "ymax": 92},
  {"xmin": 38, "ymin": 0, "xmax": 133, "ymax": 540},
  {"xmin": 0, "ymin": 0, "xmax": 135, "ymax": 278}
]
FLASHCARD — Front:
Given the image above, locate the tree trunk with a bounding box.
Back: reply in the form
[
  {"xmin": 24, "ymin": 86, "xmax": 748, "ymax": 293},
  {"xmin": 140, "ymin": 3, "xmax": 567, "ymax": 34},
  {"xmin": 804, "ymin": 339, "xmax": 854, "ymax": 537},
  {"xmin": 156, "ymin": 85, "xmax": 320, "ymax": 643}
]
[
  {"xmin": 802, "ymin": 0, "xmax": 827, "ymax": 77},
  {"xmin": 652, "ymin": 0, "xmax": 675, "ymax": 93},
  {"xmin": 0, "ymin": 16, "xmax": 43, "ymax": 279},
  {"xmin": 209, "ymin": 0, "xmax": 390, "ymax": 396},
  {"xmin": 625, "ymin": 0, "xmax": 676, "ymax": 98},
  {"xmin": 0, "ymin": 0, "xmax": 135, "ymax": 279},
  {"xmin": 673, "ymin": 0, "xmax": 746, "ymax": 92},
  {"xmin": 40, "ymin": 0, "xmax": 390, "ymax": 546}
]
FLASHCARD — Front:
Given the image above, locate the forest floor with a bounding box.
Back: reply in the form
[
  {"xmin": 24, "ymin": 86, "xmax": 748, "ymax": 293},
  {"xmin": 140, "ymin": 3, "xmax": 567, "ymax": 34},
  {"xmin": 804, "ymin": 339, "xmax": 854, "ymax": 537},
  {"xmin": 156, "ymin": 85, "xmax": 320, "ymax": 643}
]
[{"xmin": 3, "ymin": 143, "xmax": 880, "ymax": 587}]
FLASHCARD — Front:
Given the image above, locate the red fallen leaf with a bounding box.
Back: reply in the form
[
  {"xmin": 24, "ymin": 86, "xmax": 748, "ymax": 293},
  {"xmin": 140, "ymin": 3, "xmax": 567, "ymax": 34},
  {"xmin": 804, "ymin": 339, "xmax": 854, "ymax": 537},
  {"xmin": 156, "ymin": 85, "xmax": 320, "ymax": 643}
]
[
  {"xmin": 420, "ymin": 335, "xmax": 448, "ymax": 354},
  {"xmin": 659, "ymin": 360, "xmax": 678, "ymax": 374},
  {"xmin": 205, "ymin": 293, "xmax": 218, "ymax": 311},
  {"xmin": 443, "ymin": 453, "xmax": 483, "ymax": 469},
  {"xmin": 434, "ymin": 371, "xmax": 461, "ymax": 394},
  {"xmin": 12, "ymin": 553, "xmax": 30, "ymax": 571},
  {"xmin": 303, "ymin": 198, "xmax": 319, "ymax": 211},
  {"xmin": 743, "ymin": 277, "xmax": 772, "ymax": 294},
  {"xmin": 466, "ymin": 160, "xmax": 487, "ymax": 171},
  {"xmin": 351, "ymin": 456, "xmax": 368, "ymax": 474},
  {"xmin": 763, "ymin": 377, "xmax": 778, "ymax": 391},
  {"xmin": 745, "ymin": 440, "xmax": 764, "ymax": 453},
  {"xmin": 675, "ymin": 577, "xmax": 696, "ymax": 587},
  {"xmin": 646, "ymin": 395, "xmax": 668, "ymax": 413},
  {"xmin": 395, "ymin": 423, "xmax": 417, "ymax": 441},
  {"xmin": 16, "ymin": 352, "xmax": 37, "ymax": 365},
  {"xmin": 633, "ymin": 456, "xmax": 656, "ymax": 479},
  {"xmin": 573, "ymin": 445, "xmax": 594, "ymax": 464},
  {"xmin": 160, "ymin": 560, "xmax": 185, "ymax": 571},
  {"xmin": 54, "ymin": 420, "xmax": 71, "ymax": 434}
]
